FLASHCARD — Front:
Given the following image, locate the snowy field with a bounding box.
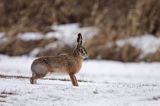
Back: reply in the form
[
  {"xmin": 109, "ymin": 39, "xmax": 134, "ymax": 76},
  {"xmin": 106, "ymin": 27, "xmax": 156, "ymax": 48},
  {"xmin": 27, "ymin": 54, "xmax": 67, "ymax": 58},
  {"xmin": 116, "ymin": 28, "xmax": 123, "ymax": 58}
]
[
  {"xmin": 0, "ymin": 55, "xmax": 160, "ymax": 106},
  {"xmin": 1, "ymin": 24, "xmax": 160, "ymax": 105}
]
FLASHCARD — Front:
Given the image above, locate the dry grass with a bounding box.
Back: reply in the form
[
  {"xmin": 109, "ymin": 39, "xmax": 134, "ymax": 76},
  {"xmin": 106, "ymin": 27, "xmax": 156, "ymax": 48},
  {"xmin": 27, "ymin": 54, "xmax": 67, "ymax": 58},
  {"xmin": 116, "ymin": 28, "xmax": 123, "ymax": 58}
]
[
  {"xmin": 0, "ymin": 90, "xmax": 16, "ymax": 103},
  {"xmin": 1, "ymin": 91, "xmax": 16, "ymax": 96},
  {"xmin": 0, "ymin": 0, "xmax": 160, "ymax": 61},
  {"xmin": 144, "ymin": 50, "xmax": 160, "ymax": 62},
  {"xmin": 1, "ymin": 0, "xmax": 159, "ymax": 36},
  {"xmin": 0, "ymin": 0, "xmax": 95, "ymax": 34},
  {"xmin": 87, "ymin": 43, "xmax": 141, "ymax": 62},
  {"xmin": 0, "ymin": 36, "xmax": 57, "ymax": 56}
]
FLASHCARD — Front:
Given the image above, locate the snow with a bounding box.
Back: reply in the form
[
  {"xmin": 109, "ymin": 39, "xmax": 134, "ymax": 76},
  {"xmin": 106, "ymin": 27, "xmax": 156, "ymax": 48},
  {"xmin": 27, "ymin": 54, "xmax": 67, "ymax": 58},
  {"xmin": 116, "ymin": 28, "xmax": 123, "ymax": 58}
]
[
  {"xmin": 116, "ymin": 35, "xmax": 160, "ymax": 57},
  {"xmin": 17, "ymin": 32, "xmax": 43, "ymax": 41},
  {"xmin": 16, "ymin": 24, "xmax": 98, "ymax": 46},
  {"xmin": 0, "ymin": 32, "xmax": 7, "ymax": 43},
  {"xmin": 0, "ymin": 33, "xmax": 5, "ymax": 39},
  {"xmin": 48, "ymin": 23, "xmax": 98, "ymax": 45},
  {"xmin": 29, "ymin": 48, "xmax": 42, "ymax": 57},
  {"xmin": 0, "ymin": 55, "xmax": 160, "ymax": 106},
  {"xmin": 0, "ymin": 55, "xmax": 34, "ymax": 76},
  {"xmin": 1, "ymin": 78, "xmax": 160, "ymax": 106},
  {"xmin": 29, "ymin": 42, "xmax": 61, "ymax": 57}
]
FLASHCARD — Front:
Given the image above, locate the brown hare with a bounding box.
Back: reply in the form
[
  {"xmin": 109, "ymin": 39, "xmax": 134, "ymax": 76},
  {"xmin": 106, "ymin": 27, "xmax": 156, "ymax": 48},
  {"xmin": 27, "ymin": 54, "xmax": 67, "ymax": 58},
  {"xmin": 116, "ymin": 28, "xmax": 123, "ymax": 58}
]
[{"xmin": 30, "ymin": 33, "xmax": 88, "ymax": 86}]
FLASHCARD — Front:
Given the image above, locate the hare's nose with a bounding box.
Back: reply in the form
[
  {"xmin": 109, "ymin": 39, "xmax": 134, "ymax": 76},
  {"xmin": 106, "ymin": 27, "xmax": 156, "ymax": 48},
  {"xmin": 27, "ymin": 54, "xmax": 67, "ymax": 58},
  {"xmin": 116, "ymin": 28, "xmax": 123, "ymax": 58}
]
[
  {"xmin": 84, "ymin": 55, "xmax": 89, "ymax": 60},
  {"xmin": 84, "ymin": 58, "xmax": 89, "ymax": 60}
]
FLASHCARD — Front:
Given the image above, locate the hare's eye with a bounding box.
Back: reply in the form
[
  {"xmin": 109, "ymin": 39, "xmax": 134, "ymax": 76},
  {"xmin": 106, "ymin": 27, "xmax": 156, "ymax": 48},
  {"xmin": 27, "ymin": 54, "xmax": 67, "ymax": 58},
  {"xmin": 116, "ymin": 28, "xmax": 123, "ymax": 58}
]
[{"xmin": 80, "ymin": 49, "xmax": 83, "ymax": 53}]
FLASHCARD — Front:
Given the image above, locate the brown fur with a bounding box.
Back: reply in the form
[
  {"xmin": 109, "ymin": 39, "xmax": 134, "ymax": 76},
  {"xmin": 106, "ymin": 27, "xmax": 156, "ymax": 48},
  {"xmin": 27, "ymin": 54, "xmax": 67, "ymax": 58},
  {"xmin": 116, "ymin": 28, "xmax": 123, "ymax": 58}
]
[{"xmin": 30, "ymin": 33, "xmax": 88, "ymax": 86}]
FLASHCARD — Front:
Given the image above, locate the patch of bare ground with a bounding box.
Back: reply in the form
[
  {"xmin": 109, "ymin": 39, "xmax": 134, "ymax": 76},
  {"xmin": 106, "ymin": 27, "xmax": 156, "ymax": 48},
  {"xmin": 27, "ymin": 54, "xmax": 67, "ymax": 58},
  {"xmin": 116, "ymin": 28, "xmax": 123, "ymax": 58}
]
[
  {"xmin": 145, "ymin": 96, "xmax": 160, "ymax": 101},
  {"xmin": 0, "ymin": 90, "xmax": 16, "ymax": 103}
]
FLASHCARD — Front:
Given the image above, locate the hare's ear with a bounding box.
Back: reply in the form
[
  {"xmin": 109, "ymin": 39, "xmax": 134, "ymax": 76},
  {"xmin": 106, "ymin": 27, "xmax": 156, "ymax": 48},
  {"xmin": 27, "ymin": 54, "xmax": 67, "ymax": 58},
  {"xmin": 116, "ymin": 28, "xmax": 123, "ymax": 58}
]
[{"xmin": 77, "ymin": 33, "xmax": 82, "ymax": 46}]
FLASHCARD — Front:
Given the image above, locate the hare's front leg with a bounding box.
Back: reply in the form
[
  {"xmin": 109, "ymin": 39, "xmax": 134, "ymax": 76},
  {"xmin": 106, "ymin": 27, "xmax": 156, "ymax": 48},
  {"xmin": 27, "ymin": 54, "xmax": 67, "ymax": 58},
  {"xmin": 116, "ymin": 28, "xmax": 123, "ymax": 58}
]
[{"xmin": 69, "ymin": 74, "xmax": 78, "ymax": 86}]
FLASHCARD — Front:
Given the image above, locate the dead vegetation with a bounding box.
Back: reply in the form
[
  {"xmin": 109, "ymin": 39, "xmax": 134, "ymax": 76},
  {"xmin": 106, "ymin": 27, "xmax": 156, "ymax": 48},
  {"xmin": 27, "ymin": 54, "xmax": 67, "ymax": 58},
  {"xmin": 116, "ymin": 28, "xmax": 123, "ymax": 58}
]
[
  {"xmin": 144, "ymin": 50, "xmax": 160, "ymax": 62},
  {"xmin": 0, "ymin": 90, "xmax": 16, "ymax": 103},
  {"xmin": 87, "ymin": 43, "xmax": 141, "ymax": 62},
  {"xmin": 0, "ymin": 0, "xmax": 159, "ymax": 36},
  {"xmin": 0, "ymin": 0, "xmax": 160, "ymax": 61},
  {"xmin": 0, "ymin": 36, "xmax": 57, "ymax": 56}
]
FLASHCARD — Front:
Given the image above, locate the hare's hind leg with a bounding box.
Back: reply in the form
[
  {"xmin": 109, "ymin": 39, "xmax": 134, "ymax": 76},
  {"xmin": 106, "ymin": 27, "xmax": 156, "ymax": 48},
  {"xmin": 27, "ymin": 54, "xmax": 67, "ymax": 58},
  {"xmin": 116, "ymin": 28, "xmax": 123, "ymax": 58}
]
[
  {"xmin": 69, "ymin": 74, "xmax": 78, "ymax": 86},
  {"xmin": 30, "ymin": 72, "xmax": 37, "ymax": 84},
  {"xmin": 30, "ymin": 72, "xmax": 47, "ymax": 84},
  {"xmin": 30, "ymin": 64, "xmax": 48, "ymax": 84}
]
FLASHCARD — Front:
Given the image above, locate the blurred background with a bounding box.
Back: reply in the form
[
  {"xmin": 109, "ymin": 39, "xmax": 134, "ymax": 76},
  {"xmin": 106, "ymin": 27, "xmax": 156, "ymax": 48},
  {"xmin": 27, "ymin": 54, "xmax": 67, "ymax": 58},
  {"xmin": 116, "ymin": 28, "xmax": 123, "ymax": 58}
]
[{"xmin": 0, "ymin": 0, "xmax": 160, "ymax": 62}]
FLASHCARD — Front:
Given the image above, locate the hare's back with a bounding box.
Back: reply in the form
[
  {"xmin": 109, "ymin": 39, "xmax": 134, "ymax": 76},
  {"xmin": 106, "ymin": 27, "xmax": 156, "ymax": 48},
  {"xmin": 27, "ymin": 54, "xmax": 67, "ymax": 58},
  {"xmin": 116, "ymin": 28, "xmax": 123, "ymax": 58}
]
[
  {"xmin": 46, "ymin": 54, "xmax": 76, "ymax": 73},
  {"xmin": 47, "ymin": 54, "xmax": 75, "ymax": 66}
]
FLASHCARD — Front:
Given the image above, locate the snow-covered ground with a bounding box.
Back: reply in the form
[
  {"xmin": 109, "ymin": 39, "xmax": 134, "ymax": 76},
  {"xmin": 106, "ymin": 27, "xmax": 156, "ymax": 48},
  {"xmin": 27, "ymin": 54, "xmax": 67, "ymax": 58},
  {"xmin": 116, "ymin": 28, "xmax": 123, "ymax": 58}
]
[
  {"xmin": 1, "ymin": 23, "xmax": 160, "ymax": 105},
  {"xmin": 0, "ymin": 55, "xmax": 160, "ymax": 106}
]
